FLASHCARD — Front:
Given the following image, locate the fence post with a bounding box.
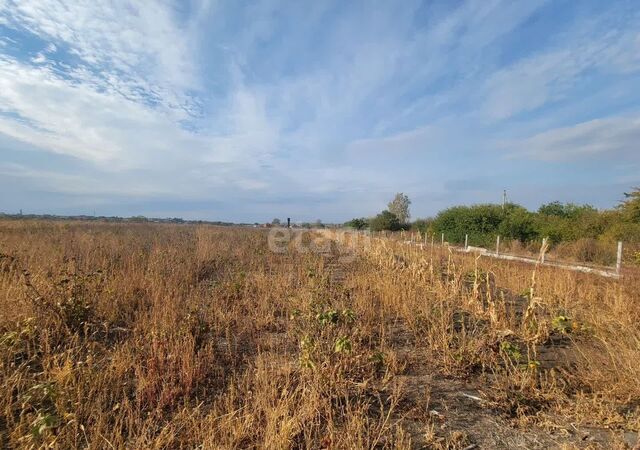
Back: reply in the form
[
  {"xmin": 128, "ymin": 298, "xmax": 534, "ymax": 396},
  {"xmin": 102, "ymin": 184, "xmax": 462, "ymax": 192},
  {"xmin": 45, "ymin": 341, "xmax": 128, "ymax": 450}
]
[
  {"xmin": 441, "ymin": 233, "xmax": 444, "ymax": 246},
  {"xmin": 616, "ymin": 241, "xmax": 623, "ymax": 275},
  {"xmin": 496, "ymin": 235, "xmax": 500, "ymax": 256},
  {"xmin": 541, "ymin": 238, "xmax": 547, "ymax": 263},
  {"xmin": 464, "ymin": 234, "xmax": 468, "ymax": 250}
]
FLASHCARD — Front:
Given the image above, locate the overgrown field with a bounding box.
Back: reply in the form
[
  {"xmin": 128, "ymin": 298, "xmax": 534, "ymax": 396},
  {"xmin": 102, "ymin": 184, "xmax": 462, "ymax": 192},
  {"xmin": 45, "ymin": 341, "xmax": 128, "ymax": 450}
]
[{"xmin": 0, "ymin": 221, "xmax": 639, "ymax": 449}]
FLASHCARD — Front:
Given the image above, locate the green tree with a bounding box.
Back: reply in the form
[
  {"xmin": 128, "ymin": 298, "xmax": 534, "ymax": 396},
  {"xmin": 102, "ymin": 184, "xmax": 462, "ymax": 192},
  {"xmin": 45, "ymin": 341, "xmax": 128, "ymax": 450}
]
[
  {"xmin": 499, "ymin": 209, "xmax": 538, "ymax": 242},
  {"xmin": 344, "ymin": 217, "xmax": 368, "ymax": 230},
  {"xmin": 411, "ymin": 218, "xmax": 433, "ymax": 235},
  {"xmin": 538, "ymin": 201, "xmax": 567, "ymax": 217},
  {"xmin": 538, "ymin": 201, "xmax": 597, "ymax": 219},
  {"xmin": 369, "ymin": 210, "xmax": 401, "ymax": 232},
  {"xmin": 387, "ymin": 193, "xmax": 411, "ymax": 224},
  {"xmin": 620, "ymin": 188, "xmax": 640, "ymax": 223},
  {"xmin": 432, "ymin": 204, "xmax": 505, "ymax": 246}
]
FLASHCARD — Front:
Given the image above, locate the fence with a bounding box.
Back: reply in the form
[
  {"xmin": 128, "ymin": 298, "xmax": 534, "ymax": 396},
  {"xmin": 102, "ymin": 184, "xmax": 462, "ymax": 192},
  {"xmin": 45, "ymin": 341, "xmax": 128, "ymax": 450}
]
[{"xmin": 367, "ymin": 230, "xmax": 624, "ymax": 279}]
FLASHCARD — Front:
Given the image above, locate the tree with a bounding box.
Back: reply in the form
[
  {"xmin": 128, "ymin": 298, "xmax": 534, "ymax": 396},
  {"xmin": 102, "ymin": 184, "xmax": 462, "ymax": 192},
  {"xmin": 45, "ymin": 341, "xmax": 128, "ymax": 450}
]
[
  {"xmin": 369, "ymin": 210, "xmax": 401, "ymax": 232},
  {"xmin": 432, "ymin": 204, "xmax": 505, "ymax": 246},
  {"xmin": 620, "ymin": 188, "xmax": 640, "ymax": 223},
  {"xmin": 538, "ymin": 201, "xmax": 567, "ymax": 217},
  {"xmin": 344, "ymin": 217, "xmax": 368, "ymax": 230},
  {"xmin": 538, "ymin": 201, "xmax": 597, "ymax": 219},
  {"xmin": 499, "ymin": 209, "xmax": 538, "ymax": 242},
  {"xmin": 387, "ymin": 193, "xmax": 411, "ymax": 223},
  {"xmin": 271, "ymin": 218, "xmax": 281, "ymax": 226}
]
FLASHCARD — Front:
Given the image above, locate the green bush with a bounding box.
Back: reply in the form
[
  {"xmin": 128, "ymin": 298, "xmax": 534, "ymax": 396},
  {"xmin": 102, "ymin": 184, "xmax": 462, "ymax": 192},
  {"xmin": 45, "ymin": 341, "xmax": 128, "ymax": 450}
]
[
  {"xmin": 411, "ymin": 218, "xmax": 433, "ymax": 235},
  {"xmin": 405, "ymin": 189, "xmax": 640, "ymax": 250},
  {"xmin": 432, "ymin": 203, "xmax": 507, "ymax": 246},
  {"xmin": 344, "ymin": 218, "xmax": 368, "ymax": 230},
  {"xmin": 600, "ymin": 222, "xmax": 640, "ymax": 243},
  {"xmin": 620, "ymin": 188, "xmax": 640, "ymax": 223},
  {"xmin": 369, "ymin": 210, "xmax": 401, "ymax": 232},
  {"xmin": 499, "ymin": 209, "xmax": 538, "ymax": 242}
]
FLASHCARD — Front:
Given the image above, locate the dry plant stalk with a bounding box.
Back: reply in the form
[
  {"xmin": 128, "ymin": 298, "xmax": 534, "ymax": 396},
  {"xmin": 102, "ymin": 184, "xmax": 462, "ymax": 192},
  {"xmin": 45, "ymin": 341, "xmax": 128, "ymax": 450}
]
[{"xmin": 0, "ymin": 221, "xmax": 638, "ymax": 449}]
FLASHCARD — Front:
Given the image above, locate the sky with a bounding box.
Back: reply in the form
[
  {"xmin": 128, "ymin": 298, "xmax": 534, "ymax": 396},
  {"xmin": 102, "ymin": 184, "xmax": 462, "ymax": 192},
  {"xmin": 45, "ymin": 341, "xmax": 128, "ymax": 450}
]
[{"xmin": 0, "ymin": 0, "xmax": 639, "ymax": 223}]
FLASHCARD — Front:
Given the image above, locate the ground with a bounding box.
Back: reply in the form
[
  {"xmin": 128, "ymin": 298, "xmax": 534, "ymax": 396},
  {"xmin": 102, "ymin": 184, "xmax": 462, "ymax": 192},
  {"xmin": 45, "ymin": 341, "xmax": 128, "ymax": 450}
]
[{"xmin": 0, "ymin": 222, "xmax": 638, "ymax": 449}]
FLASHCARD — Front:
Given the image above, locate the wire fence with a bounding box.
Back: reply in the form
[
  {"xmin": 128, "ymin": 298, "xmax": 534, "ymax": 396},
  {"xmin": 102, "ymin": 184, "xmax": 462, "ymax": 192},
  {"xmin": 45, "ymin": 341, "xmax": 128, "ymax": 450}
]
[{"xmin": 367, "ymin": 230, "xmax": 629, "ymax": 279}]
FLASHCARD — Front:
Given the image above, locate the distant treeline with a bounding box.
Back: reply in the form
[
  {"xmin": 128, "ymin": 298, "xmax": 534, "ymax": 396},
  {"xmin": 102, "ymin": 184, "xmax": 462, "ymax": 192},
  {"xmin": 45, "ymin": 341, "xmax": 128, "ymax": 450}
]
[
  {"xmin": 345, "ymin": 188, "xmax": 640, "ymax": 249},
  {"xmin": 0, "ymin": 213, "xmax": 249, "ymax": 227}
]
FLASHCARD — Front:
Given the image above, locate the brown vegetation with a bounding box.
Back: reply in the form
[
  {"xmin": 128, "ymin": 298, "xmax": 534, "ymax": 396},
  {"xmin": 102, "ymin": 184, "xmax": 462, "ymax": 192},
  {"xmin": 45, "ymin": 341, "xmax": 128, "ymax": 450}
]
[{"xmin": 0, "ymin": 221, "xmax": 639, "ymax": 448}]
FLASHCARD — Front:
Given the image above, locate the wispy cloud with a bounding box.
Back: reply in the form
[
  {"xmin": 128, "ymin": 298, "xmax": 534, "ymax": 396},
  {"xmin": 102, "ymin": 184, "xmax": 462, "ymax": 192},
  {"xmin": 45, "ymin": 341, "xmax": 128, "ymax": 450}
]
[
  {"xmin": 505, "ymin": 116, "xmax": 640, "ymax": 161},
  {"xmin": 0, "ymin": 0, "xmax": 639, "ymax": 220},
  {"xmin": 482, "ymin": 8, "xmax": 640, "ymax": 120}
]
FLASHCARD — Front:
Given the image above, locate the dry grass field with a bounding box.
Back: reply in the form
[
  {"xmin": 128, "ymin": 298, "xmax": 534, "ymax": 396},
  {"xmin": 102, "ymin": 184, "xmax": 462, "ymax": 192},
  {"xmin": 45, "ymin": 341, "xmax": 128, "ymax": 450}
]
[{"xmin": 1, "ymin": 220, "xmax": 639, "ymax": 449}]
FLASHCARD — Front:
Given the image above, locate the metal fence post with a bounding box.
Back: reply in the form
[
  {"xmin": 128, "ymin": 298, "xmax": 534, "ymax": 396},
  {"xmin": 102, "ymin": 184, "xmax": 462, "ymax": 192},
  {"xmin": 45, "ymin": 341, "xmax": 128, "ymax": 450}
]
[
  {"xmin": 464, "ymin": 234, "xmax": 468, "ymax": 250},
  {"xmin": 496, "ymin": 235, "xmax": 500, "ymax": 256},
  {"xmin": 616, "ymin": 241, "xmax": 623, "ymax": 275},
  {"xmin": 441, "ymin": 233, "xmax": 444, "ymax": 246},
  {"xmin": 541, "ymin": 238, "xmax": 547, "ymax": 263}
]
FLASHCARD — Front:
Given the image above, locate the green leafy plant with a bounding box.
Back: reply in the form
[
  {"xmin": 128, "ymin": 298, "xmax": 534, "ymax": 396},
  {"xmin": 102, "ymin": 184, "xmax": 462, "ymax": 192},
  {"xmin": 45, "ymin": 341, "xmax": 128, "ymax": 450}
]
[
  {"xmin": 299, "ymin": 336, "xmax": 316, "ymax": 369},
  {"xmin": 334, "ymin": 336, "xmax": 352, "ymax": 353},
  {"xmin": 1, "ymin": 317, "xmax": 37, "ymax": 349},
  {"xmin": 551, "ymin": 315, "xmax": 572, "ymax": 334},
  {"xmin": 341, "ymin": 308, "xmax": 356, "ymax": 323},
  {"xmin": 317, "ymin": 309, "xmax": 339, "ymax": 326},
  {"xmin": 30, "ymin": 412, "xmax": 61, "ymax": 440},
  {"xmin": 18, "ymin": 382, "xmax": 61, "ymax": 443},
  {"xmin": 500, "ymin": 341, "xmax": 522, "ymax": 362},
  {"xmin": 370, "ymin": 351, "xmax": 385, "ymax": 366}
]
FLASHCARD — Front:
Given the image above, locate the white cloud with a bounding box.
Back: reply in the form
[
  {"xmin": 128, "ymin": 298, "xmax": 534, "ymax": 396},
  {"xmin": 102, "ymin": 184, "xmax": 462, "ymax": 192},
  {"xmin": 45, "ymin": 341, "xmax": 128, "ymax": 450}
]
[
  {"xmin": 0, "ymin": 55, "xmax": 188, "ymax": 166},
  {"xmin": 506, "ymin": 116, "xmax": 640, "ymax": 161},
  {"xmin": 483, "ymin": 14, "xmax": 640, "ymax": 120},
  {"xmin": 0, "ymin": 0, "xmax": 200, "ymax": 115},
  {"xmin": 0, "ymin": 0, "xmax": 638, "ymax": 219},
  {"xmin": 0, "ymin": 162, "xmax": 172, "ymax": 196},
  {"xmin": 0, "ymin": 0, "xmax": 288, "ymax": 200},
  {"xmin": 0, "ymin": 0, "xmax": 197, "ymax": 83},
  {"xmin": 30, "ymin": 53, "xmax": 46, "ymax": 64}
]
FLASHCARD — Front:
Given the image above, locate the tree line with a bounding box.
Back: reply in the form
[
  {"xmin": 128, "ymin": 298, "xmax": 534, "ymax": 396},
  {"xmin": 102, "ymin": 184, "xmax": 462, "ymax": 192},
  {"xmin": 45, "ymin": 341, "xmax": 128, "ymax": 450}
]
[{"xmin": 345, "ymin": 189, "xmax": 640, "ymax": 250}]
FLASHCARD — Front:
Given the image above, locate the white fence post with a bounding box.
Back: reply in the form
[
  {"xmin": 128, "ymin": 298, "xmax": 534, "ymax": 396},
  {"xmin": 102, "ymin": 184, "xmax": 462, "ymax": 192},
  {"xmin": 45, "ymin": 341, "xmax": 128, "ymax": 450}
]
[
  {"xmin": 541, "ymin": 238, "xmax": 547, "ymax": 263},
  {"xmin": 496, "ymin": 235, "xmax": 500, "ymax": 255},
  {"xmin": 616, "ymin": 241, "xmax": 623, "ymax": 275},
  {"xmin": 441, "ymin": 233, "xmax": 444, "ymax": 246},
  {"xmin": 464, "ymin": 234, "xmax": 468, "ymax": 250}
]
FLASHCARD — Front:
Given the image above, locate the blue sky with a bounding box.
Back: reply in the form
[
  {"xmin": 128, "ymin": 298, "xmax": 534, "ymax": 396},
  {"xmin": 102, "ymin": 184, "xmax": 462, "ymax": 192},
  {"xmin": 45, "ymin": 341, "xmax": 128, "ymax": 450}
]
[{"xmin": 0, "ymin": 0, "xmax": 639, "ymax": 222}]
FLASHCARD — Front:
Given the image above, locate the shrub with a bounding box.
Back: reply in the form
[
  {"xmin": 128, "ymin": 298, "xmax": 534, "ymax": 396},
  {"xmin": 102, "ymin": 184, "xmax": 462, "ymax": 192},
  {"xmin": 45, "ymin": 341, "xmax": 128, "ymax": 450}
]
[
  {"xmin": 432, "ymin": 204, "xmax": 505, "ymax": 246},
  {"xmin": 344, "ymin": 217, "xmax": 368, "ymax": 230},
  {"xmin": 499, "ymin": 209, "xmax": 538, "ymax": 242},
  {"xmin": 369, "ymin": 210, "xmax": 401, "ymax": 232}
]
